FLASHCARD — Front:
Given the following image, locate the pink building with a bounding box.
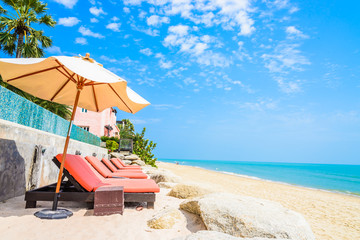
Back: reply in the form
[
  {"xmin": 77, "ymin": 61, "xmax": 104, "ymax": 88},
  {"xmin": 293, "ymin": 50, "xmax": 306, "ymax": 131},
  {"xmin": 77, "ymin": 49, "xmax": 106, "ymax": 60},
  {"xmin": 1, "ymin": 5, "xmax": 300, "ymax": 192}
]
[{"xmin": 73, "ymin": 107, "xmax": 120, "ymax": 138}]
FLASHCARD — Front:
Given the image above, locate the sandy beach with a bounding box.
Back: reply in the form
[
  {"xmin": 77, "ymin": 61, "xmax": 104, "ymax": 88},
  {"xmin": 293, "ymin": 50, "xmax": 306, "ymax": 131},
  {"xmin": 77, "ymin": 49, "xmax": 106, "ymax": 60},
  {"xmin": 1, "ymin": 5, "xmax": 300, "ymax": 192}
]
[
  {"xmin": 0, "ymin": 162, "xmax": 359, "ymax": 240},
  {"xmin": 159, "ymin": 162, "xmax": 360, "ymax": 240}
]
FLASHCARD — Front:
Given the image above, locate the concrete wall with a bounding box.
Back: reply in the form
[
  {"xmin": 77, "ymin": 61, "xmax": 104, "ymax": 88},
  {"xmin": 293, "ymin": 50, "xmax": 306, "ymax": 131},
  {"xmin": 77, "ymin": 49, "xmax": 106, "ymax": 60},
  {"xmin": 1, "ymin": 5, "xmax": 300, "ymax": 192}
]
[{"xmin": 0, "ymin": 119, "xmax": 108, "ymax": 201}]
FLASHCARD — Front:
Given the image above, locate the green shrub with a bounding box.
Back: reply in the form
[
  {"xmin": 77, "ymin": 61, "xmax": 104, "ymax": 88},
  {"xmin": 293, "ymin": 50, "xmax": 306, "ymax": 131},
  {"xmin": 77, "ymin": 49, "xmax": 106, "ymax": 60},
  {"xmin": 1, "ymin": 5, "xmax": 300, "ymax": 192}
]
[
  {"xmin": 133, "ymin": 128, "xmax": 157, "ymax": 168},
  {"xmin": 101, "ymin": 136, "xmax": 119, "ymax": 143},
  {"xmin": 105, "ymin": 140, "xmax": 119, "ymax": 152}
]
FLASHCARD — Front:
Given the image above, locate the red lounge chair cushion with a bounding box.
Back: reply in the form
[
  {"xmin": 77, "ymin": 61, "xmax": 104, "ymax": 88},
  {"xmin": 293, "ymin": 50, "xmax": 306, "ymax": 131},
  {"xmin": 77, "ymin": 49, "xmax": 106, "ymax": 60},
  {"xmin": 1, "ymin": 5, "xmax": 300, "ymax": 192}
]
[
  {"xmin": 56, "ymin": 154, "xmax": 101, "ymax": 192},
  {"xmin": 102, "ymin": 158, "xmax": 143, "ymax": 173},
  {"xmin": 118, "ymin": 158, "xmax": 142, "ymax": 169},
  {"xmin": 85, "ymin": 156, "xmax": 113, "ymax": 178},
  {"xmin": 111, "ymin": 158, "xmax": 141, "ymax": 169},
  {"xmin": 86, "ymin": 156, "xmax": 148, "ymax": 179},
  {"xmin": 101, "ymin": 158, "xmax": 118, "ymax": 172}
]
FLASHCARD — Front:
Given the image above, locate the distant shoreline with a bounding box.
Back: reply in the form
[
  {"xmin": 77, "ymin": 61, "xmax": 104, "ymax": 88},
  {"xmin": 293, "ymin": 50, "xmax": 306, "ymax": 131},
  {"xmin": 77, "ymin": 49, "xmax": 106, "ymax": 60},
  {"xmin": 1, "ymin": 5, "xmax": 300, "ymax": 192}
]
[{"xmin": 158, "ymin": 159, "xmax": 360, "ymax": 198}]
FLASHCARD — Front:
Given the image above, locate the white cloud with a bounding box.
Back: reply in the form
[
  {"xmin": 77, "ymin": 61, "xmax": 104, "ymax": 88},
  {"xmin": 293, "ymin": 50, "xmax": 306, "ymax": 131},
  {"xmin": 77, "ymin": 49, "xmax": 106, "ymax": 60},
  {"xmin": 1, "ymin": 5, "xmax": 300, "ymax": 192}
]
[
  {"xmin": 139, "ymin": 10, "xmax": 147, "ymax": 19},
  {"xmin": 58, "ymin": 17, "xmax": 80, "ymax": 27},
  {"xmin": 196, "ymin": 51, "xmax": 231, "ymax": 67},
  {"xmin": 275, "ymin": 76, "xmax": 302, "ymax": 93},
  {"xmin": 289, "ymin": 6, "xmax": 299, "ymax": 13},
  {"xmin": 164, "ymin": 24, "xmax": 230, "ymax": 67},
  {"xmin": 89, "ymin": 7, "xmax": 107, "ymax": 16},
  {"xmin": 159, "ymin": 59, "xmax": 173, "ymax": 69},
  {"xmin": 168, "ymin": 24, "xmax": 189, "ymax": 36},
  {"xmin": 286, "ymin": 26, "xmax": 308, "ymax": 39},
  {"xmin": 106, "ymin": 22, "xmax": 121, "ymax": 32},
  {"xmin": 75, "ymin": 37, "xmax": 88, "ymax": 45},
  {"xmin": 90, "ymin": 18, "xmax": 99, "ymax": 23},
  {"xmin": 232, "ymin": 98, "xmax": 278, "ymax": 111},
  {"xmin": 262, "ymin": 43, "xmax": 310, "ymax": 73},
  {"xmin": 78, "ymin": 26, "xmax": 105, "ymax": 38},
  {"xmin": 130, "ymin": 21, "xmax": 159, "ymax": 36},
  {"xmin": 151, "ymin": 104, "xmax": 182, "ymax": 110},
  {"xmin": 140, "ymin": 48, "xmax": 153, "ymax": 56},
  {"xmin": 123, "ymin": 0, "xmax": 143, "ymax": 5},
  {"xmin": 54, "ymin": 0, "xmax": 78, "ymax": 9},
  {"xmin": 164, "ymin": 0, "xmax": 255, "ymax": 36},
  {"xmin": 111, "ymin": 16, "xmax": 120, "ymax": 21},
  {"xmin": 123, "ymin": 7, "xmax": 130, "ymax": 13},
  {"xmin": 146, "ymin": 15, "xmax": 170, "ymax": 27},
  {"xmin": 46, "ymin": 46, "xmax": 62, "ymax": 54}
]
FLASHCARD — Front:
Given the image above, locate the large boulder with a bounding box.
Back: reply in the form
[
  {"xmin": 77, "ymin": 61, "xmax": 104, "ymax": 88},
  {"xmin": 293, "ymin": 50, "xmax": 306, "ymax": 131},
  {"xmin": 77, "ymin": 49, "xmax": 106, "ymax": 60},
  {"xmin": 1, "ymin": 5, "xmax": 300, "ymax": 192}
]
[
  {"xmin": 168, "ymin": 183, "xmax": 213, "ymax": 199},
  {"xmin": 123, "ymin": 160, "xmax": 132, "ymax": 165},
  {"xmin": 125, "ymin": 154, "xmax": 140, "ymax": 160},
  {"xmin": 142, "ymin": 165, "xmax": 158, "ymax": 174},
  {"xmin": 180, "ymin": 193, "xmax": 315, "ymax": 240},
  {"xmin": 147, "ymin": 207, "xmax": 182, "ymax": 229},
  {"xmin": 148, "ymin": 169, "xmax": 182, "ymax": 183},
  {"xmin": 110, "ymin": 152, "xmax": 124, "ymax": 159},
  {"xmin": 131, "ymin": 159, "xmax": 146, "ymax": 166},
  {"xmin": 174, "ymin": 231, "xmax": 287, "ymax": 240}
]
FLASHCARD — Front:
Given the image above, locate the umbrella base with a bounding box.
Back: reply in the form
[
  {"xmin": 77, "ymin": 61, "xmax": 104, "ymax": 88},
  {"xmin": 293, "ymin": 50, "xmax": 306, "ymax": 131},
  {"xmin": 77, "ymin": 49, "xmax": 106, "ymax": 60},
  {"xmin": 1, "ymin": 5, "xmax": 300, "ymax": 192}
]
[{"xmin": 34, "ymin": 208, "xmax": 73, "ymax": 219}]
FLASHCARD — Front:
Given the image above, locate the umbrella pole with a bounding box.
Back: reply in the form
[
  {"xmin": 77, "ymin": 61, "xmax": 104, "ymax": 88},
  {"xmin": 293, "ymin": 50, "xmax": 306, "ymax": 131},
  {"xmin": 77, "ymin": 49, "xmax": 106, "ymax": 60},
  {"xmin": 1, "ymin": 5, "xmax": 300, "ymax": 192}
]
[{"xmin": 52, "ymin": 88, "xmax": 82, "ymax": 211}]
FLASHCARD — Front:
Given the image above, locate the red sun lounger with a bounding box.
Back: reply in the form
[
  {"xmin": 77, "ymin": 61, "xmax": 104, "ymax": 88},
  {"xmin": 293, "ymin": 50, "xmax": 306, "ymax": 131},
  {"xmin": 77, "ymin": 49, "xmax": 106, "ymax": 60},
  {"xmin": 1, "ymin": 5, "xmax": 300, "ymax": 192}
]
[
  {"xmin": 102, "ymin": 158, "xmax": 143, "ymax": 173},
  {"xmin": 111, "ymin": 158, "xmax": 142, "ymax": 170},
  {"xmin": 85, "ymin": 156, "xmax": 148, "ymax": 179}
]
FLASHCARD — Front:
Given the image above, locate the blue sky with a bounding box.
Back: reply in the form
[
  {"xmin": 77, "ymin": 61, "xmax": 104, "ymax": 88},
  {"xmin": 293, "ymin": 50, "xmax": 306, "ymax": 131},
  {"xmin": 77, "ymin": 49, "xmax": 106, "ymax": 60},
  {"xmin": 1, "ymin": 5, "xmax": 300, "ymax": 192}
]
[{"xmin": 3, "ymin": 0, "xmax": 360, "ymax": 164}]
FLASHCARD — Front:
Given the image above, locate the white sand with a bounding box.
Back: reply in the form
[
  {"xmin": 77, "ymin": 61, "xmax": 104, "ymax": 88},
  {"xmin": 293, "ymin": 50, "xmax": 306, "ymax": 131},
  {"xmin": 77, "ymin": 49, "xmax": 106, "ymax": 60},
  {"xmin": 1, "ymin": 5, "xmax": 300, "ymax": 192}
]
[{"xmin": 0, "ymin": 188, "xmax": 204, "ymax": 240}]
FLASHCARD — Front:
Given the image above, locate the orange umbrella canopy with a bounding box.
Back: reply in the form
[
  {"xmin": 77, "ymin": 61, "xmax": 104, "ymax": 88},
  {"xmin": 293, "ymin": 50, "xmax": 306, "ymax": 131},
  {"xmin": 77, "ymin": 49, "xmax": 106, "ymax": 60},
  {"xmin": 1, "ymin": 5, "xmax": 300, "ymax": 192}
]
[{"xmin": 0, "ymin": 55, "xmax": 150, "ymax": 113}]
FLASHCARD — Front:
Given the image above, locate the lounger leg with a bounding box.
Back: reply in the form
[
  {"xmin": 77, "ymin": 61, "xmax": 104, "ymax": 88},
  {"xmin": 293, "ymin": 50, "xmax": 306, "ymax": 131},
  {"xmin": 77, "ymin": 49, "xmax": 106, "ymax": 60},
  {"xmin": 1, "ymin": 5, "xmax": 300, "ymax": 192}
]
[
  {"xmin": 26, "ymin": 201, "xmax": 37, "ymax": 208},
  {"xmin": 147, "ymin": 202, "xmax": 154, "ymax": 209},
  {"xmin": 86, "ymin": 202, "xmax": 94, "ymax": 209}
]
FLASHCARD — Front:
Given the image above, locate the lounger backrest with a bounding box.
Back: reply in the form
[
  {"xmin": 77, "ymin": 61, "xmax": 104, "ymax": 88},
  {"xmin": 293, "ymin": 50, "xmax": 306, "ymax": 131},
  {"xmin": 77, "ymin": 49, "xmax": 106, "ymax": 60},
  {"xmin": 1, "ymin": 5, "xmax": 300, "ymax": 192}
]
[
  {"xmin": 56, "ymin": 154, "xmax": 102, "ymax": 192},
  {"xmin": 102, "ymin": 158, "xmax": 118, "ymax": 172},
  {"xmin": 85, "ymin": 156, "xmax": 112, "ymax": 178},
  {"xmin": 110, "ymin": 158, "xmax": 122, "ymax": 169},
  {"xmin": 117, "ymin": 158, "xmax": 127, "ymax": 167}
]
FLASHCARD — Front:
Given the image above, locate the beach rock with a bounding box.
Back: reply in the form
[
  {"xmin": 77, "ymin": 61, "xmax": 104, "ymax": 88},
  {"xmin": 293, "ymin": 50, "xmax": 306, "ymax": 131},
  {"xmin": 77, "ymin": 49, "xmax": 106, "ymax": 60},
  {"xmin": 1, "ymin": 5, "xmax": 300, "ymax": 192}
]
[
  {"xmin": 110, "ymin": 152, "xmax": 124, "ymax": 159},
  {"xmin": 123, "ymin": 160, "xmax": 132, "ymax": 165},
  {"xmin": 168, "ymin": 183, "xmax": 213, "ymax": 199},
  {"xmin": 180, "ymin": 193, "xmax": 315, "ymax": 240},
  {"xmin": 148, "ymin": 169, "xmax": 182, "ymax": 183},
  {"xmin": 131, "ymin": 159, "xmax": 146, "ymax": 166},
  {"xmin": 142, "ymin": 165, "xmax": 158, "ymax": 174},
  {"xmin": 147, "ymin": 207, "xmax": 182, "ymax": 229},
  {"xmin": 158, "ymin": 182, "xmax": 178, "ymax": 189},
  {"xmin": 174, "ymin": 231, "xmax": 285, "ymax": 240},
  {"xmin": 125, "ymin": 154, "xmax": 140, "ymax": 160}
]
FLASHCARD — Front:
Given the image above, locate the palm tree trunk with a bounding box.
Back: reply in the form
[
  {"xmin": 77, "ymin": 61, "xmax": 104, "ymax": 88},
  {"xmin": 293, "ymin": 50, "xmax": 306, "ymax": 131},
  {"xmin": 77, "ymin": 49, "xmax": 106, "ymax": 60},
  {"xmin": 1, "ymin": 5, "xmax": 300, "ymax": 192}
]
[{"xmin": 16, "ymin": 32, "xmax": 24, "ymax": 58}]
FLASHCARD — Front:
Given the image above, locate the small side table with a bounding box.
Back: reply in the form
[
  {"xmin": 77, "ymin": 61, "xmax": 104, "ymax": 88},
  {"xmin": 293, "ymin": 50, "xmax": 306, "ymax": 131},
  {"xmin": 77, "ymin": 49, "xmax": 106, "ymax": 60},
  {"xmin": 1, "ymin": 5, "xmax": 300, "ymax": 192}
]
[{"xmin": 94, "ymin": 186, "xmax": 124, "ymax": 216}]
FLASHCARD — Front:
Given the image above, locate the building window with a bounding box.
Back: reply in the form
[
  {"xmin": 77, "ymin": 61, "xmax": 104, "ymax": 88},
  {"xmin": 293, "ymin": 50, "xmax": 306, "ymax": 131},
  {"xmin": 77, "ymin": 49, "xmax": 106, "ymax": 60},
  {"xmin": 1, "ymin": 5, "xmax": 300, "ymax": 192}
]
[
  {"xmin": 80, "ymin": 126, "xmax": 89, "ymax": 131},
  {"xmin": 81, "ymin": 108, "xmax": 88, "ymax": 113}
]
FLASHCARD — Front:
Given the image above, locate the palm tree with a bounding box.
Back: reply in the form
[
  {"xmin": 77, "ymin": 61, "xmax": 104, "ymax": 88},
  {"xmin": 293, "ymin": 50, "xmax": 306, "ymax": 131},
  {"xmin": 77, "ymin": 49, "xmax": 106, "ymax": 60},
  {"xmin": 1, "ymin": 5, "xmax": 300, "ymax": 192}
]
[
  {"xmin": 0, "ymin": 0, "xmax": 71, "ymax": 119},
  {"xmin": 0, "ymin": 0, "xmax": 56, "ymax": 58}
]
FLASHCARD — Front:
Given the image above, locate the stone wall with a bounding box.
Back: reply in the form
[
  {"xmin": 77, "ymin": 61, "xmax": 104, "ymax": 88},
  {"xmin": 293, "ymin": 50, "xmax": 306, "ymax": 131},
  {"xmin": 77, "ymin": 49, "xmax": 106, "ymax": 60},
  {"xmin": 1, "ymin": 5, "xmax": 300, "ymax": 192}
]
[{"xmin": 0, "ymin": 119, "xmax": 108, "ymax": 201}]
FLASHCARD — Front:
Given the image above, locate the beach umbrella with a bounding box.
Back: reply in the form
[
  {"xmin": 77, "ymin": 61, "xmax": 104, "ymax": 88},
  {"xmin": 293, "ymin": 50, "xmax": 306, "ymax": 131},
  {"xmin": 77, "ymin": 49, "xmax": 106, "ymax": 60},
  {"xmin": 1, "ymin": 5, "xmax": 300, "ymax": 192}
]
[{"xmin": 0, "ymin": 54, "xmax": 150, "ymax": 219}]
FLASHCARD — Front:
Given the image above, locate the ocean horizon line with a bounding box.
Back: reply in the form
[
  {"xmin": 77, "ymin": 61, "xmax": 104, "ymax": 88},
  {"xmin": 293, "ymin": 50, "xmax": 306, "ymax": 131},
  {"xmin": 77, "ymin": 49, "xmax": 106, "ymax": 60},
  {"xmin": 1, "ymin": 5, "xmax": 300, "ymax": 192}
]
[{"xmin": 159, "ymin": 158, "xmax": 360, "ymax": 166}]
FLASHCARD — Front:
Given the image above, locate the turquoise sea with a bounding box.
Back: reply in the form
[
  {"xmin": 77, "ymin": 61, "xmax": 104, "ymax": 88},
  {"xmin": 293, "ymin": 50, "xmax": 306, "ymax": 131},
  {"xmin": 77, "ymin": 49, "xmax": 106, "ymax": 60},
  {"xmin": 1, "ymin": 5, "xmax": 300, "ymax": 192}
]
[{"xmin": 159, "ymin": 159, "xmax": 360, "ymax": 196}]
